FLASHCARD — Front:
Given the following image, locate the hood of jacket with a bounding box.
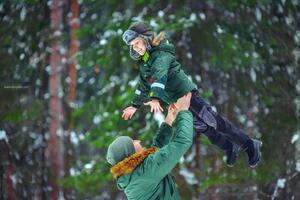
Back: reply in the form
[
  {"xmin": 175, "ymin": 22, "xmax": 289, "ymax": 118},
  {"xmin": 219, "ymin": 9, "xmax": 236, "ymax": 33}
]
[{"xmin": 149, "ymin": 40, "xmax": 176, "ymax": 57}]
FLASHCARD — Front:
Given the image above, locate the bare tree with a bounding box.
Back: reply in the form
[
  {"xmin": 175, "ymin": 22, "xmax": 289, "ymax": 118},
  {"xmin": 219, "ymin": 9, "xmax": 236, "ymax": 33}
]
[
  {"xmin": 6, "ymin": 163, "xmax": 17, "ymax": 200},
  {"xmin": 67, "ymin": 0, "xmax": 79, "ymax": 105},
  {"xmin": 47, "ymin": 0, "xmax": 64, "ymax": 198},
  {"xmin": 64, "ymin": 0, "xmax": 80, "ymax": 198}
]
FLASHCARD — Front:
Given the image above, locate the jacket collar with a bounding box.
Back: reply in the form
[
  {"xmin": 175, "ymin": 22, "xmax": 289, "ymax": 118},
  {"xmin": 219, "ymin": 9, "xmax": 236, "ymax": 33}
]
[{"xmin": 110, "ymin": 147, "xmax": 158, "ymax": 179}]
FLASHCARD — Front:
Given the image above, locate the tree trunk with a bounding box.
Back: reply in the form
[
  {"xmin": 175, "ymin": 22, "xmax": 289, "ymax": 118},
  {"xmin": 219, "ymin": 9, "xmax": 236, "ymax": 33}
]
[
  {"xmin": 207, "ymin": 154, "xmax": 222, "ymax": 200},
  {"xmin": 64, "ymin": 0, "xmax": 80, "ymax": 198},
  {"xmin": 67, "ymin": 0, "xmax": 79, "ymax": 104},
  {"xmin": 47, "ymin": 0, "xmax": 64, "ymax": 198},
  {"xmin": 0, "ymin": 164, "xmax": 3, "ymax": 200},
  {"xmin": 6, "ymin": 163, "xmax": 17, "ymax": 200}
]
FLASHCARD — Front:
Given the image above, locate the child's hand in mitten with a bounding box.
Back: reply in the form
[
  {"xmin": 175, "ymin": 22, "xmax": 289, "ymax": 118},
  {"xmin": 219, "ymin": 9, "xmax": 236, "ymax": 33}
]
[
  {"xmin": 122, "ymin": 106, "xmax": 137, "ymax": 120},
  {"xmin": 144, "ymin": 99, "xmax": 164, "ymax": 113}
]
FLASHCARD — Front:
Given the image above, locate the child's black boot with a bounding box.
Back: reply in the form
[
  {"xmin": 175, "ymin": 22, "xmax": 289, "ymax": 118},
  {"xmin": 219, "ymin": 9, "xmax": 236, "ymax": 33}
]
[
  {"xmin": 226, "ymin": 143, "xmax": 240, "ymax": 167},
  {"xmin": 243, "ymin": 139, "xmax": 263, "ymax": 168}
]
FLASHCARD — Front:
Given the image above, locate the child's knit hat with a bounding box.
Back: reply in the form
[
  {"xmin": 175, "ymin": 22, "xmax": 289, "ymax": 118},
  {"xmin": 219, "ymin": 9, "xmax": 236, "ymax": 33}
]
[
  {"xmin": 106, "ymin": 136, "xmax": 135, "ymax": 165},
  {"xmin": 122, "ymin": 22, "xmax": 154, "ymax": 60}
]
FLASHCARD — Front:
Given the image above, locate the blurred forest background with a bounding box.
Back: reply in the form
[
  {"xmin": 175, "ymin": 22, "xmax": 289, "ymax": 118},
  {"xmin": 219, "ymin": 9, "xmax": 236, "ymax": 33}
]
[{"xmin": 0, "ymin": 0, "xmax": 300, "ymax": 199}]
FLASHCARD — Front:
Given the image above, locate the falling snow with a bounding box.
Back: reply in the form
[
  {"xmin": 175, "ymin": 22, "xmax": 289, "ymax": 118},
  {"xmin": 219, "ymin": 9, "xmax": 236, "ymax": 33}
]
[{"xmin": 0, "ymin": 130, "xmax": 8, "ymax": 142}]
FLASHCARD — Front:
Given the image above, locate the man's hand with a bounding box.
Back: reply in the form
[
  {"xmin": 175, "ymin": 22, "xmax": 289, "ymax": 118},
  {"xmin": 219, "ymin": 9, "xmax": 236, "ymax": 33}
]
[
  {"xmin": 122, "ymin": 106, "xmax": 137, "ymax": 120},
  {"xmin": 165, "ymin": 104, "xmax": 177, "ymax": 126},
  {"xmin": 164, "ymin": 92, "xmax": 191, "ymax": 126},
  {"xmin": 174, "ymin": 92, "xmax": 192, "ymax": 112},
  {"xmin": 144, "ymin": 99, "xmax": 164, "ymax": 113}
]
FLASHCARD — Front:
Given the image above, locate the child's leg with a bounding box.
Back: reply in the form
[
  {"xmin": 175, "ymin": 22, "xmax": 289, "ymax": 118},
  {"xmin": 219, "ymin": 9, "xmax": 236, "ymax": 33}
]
[
  {"xmin": 192, "ymin": 114, "xmax": 239, "ymax": 166},
  {"xmin": 193, "ymin": 117, "xmax": 233, "ymax": 151},
  {"xmin": 203, "ymin": 127, "xmax": 233, "ymax": 151},
  {"xmin": 189, "ymin": 90, "xmax": 249, "ymax": 148},
  {"xmin": 189, "ymin": 90, "xmax": 262, "ymax": 167},
  {"xmin": 213, "ymin": 111, "xmax": 251, "ymax": 148}
]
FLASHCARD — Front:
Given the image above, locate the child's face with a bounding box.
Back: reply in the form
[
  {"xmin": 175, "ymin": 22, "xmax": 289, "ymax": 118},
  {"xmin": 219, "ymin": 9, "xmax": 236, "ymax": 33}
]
[{"xmin": 130, "ymin": 37, "xmax": 147, "ymax": 56}]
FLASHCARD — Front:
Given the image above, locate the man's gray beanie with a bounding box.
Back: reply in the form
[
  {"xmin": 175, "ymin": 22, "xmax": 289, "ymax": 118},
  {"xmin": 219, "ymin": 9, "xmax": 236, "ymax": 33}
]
[{"xmin": 106, "ymin": 136, "xmax": 135, "ymax": 165}]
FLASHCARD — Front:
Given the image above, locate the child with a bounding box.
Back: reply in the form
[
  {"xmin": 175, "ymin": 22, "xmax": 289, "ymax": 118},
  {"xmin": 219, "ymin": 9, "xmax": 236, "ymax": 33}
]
[{"xmin": 121, "ymin": 22, "xmax": 262, "ymax": 168}]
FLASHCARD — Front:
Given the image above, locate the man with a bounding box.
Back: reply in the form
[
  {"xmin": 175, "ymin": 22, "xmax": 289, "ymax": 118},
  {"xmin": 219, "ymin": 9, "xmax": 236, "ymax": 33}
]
[{"xmin": 106, "ymin": 93, "xmax": 193, "ymax": 200}]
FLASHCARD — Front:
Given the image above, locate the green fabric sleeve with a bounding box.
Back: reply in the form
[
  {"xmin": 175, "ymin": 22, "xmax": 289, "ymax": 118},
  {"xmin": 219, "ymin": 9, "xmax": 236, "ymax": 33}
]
[
  {"xmin": 131, "ymin": 74, "xmax": 150, "ymax": 108},
  {"xmin": 151, "ymin": 122, "xmax": 173, "ymax": 148},
  {"xmin": 149, "ymin": 52, "xmax": 173, "ymax": 101},
  {"xmin": 145, "ymin": 111, "xmax": 193, "ymax": 179}
]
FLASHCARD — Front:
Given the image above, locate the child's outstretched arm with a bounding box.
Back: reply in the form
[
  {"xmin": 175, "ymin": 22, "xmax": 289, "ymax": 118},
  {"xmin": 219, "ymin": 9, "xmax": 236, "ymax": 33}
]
[
  {"xmin": 148, "ymin": 52, "xmax": 173, "ymax": 102},
  {"xmin": 131, "ymin": 74, "xmax": 151, "ymax": 108},
  {"xmin": 142, "ymin": 52, "xmax": 173, "ymax": 113},
  {"xmin": 122, "ymin": 73, "xmax": 150, "ymax": 120}
]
